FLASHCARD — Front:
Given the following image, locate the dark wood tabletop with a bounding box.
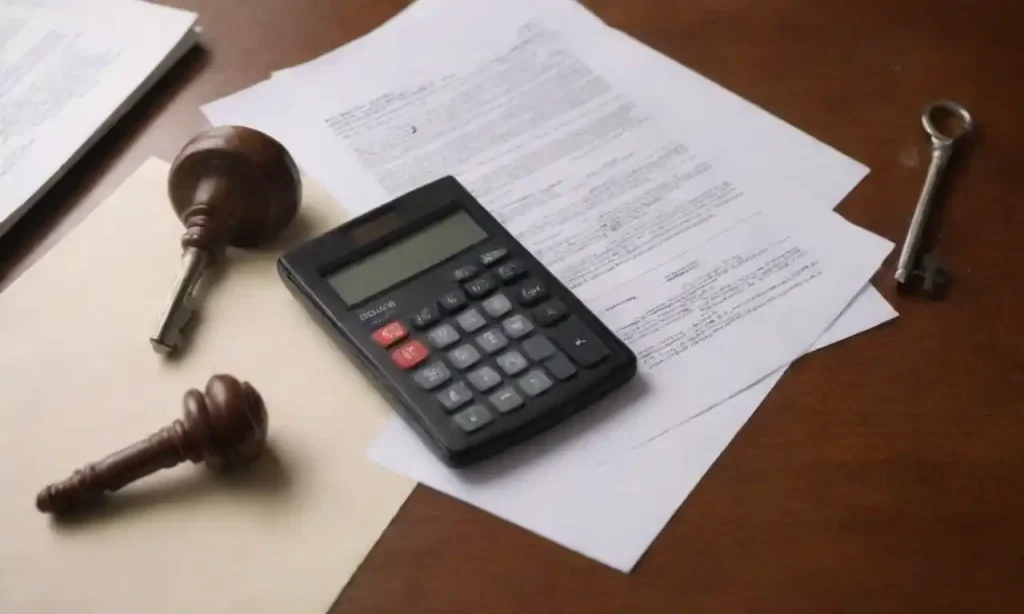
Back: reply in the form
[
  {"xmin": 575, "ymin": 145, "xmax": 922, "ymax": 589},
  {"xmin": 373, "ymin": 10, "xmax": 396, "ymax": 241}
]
[{"xmin": 3, "ymin": 1, "xmax": 1022, "ymax": 611}]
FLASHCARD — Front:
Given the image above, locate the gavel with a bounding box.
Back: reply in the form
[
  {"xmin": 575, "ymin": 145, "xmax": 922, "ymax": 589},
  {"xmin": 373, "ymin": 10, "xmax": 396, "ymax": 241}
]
[
  {"xmin": 150, "ymin": 125, "xmax": 302, "ymax": 353},
  {"xmin": 36, "ymin": 374, "xmax": 269, "ymax": 515}
]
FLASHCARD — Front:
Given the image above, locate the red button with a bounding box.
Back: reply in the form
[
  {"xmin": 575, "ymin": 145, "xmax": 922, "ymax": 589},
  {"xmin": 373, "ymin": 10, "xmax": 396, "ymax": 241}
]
[
  {"xmin": 372, "ymin": 321, "xmax": 408, "ymax": 347},
  {"xmin": 391, "ymin": 340, "xmax": 429, "ymax": 370}
]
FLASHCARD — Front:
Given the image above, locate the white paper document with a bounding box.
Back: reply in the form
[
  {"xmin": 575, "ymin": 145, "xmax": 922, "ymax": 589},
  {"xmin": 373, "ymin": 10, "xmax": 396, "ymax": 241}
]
[
  {"xmin": 259, "ymin": 0, "xmax": 892, "ymax": 353},
  {"xmin": 210, "ymin": 12, "xmax": 892, "ymax": 461},
  {"xmin": 201, "ymin": 0, "xmax": 897, "ymax": 571},
  {"xmin": 0, "ymin": 0, "xmax": 197, "ymax": 235},
  {"xmin": 274, "ymin": 0, "xmax": 867, "ymax": 210},
  {"xmin": 369, "ymin": 286, "xmax": 895, "ymax": 571}
]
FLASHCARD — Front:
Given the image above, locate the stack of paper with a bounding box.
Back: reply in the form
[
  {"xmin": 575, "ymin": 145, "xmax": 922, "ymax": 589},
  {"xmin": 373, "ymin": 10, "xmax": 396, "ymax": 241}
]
[
  {"xmin": 0, "ymin": 0, "xmax": 198, "ymax": 236},
  {"xmin": 201, "ymin": 0, "xmax": 897, "ymax": 571}
]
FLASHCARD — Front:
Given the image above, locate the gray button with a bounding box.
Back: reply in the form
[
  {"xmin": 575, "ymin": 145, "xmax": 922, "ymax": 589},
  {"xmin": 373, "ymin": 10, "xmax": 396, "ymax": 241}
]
[
  {"xmin": 427, "ymin": 323, "xmax": 460, "ymax": 349},
  {"xmin": 453, "ymin": 404, "xmax": 493, "ymax": 433},
  {"xmin": 502, "ymin": 314, "xmax": 534, "ymax": 339},
  {"xmin": 475, "ymin": 328, "xmax": 508, "ymax": 354},
  {"xmin": 413, "ymin": 361, "xmax": 451, "ymax": 390},
  {"xmin": 521, "ymin": 335, "xmax": 556, "ymax": 361},
  {"xmin": 517, "ymin": 368, "xmax": 553, "ymax": 397},
  {"xmin": 544, "ymin": 353, "xmax": 577, "ymax": 381},
  {"xmin": 456, "ymin": 308, "xmax": 487, "ymax": 333},
  {"xmin": 489, "ymin": 386, "xmax": 523, "ymax": 414},
  {"xmin": 495, "ymin": 350, "xmax": 529, "ymax": 375},
  {"xmin": 436, "ymin": 381, "xmax": 473, "ymax": 411},
  {"xmin": 548, "ymin": 315, "xmax": 610, "ymax": 367},
  {"xmin": 467, "ymin": 366, "xmax": 502, "ymax": 391},
  {"xmin": 482, "ymin": 293, "xmax": 513, "ymax": 318},
  {"xmin": 447, "ymin": 344, "xmax": 481, "ymax": 370}
]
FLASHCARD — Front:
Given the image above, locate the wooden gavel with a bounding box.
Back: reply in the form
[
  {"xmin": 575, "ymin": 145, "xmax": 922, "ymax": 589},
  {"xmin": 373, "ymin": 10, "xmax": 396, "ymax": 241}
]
[{"xmin": 36, "ymin": 374, "xmax": 269, "ymax": 515}]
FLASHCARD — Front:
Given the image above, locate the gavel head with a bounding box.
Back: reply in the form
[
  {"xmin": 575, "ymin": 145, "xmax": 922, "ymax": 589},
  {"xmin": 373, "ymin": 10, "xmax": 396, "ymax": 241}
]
[
  {"xmin": 182, "ymin": 374, "xmax": 269, "ymax": 471},
  {"xmin": 168, "ymin": 125, "xmax": 302, "ymax": 251}
]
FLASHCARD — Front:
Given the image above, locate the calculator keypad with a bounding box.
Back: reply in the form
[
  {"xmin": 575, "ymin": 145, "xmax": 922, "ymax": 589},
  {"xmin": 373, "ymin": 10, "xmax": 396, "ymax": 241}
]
[
  {"xmin": 495, "ymin": 350, "xmax": 529, "ymax": 375},
  {"xmin": 375, "ymin": 244, "xmax": 611, "ymax": 438},
  {"xmin": 413, "ymin": 361, "xmax": 451, "ymax": 390},
  {"xmin": 501, "ymin": 314, "xmax": 534, "ymax": 339},
  {"xmin": 437, "ymin": 381, "xmax": 473, "ymax": 411},
  {"xmin": 372, "ymin": 321, "xmax": 407, "ymax": 345},
  {"xmin": 475, "ymin": 328, "xmax": 509, "ymax": 354},
  {"xmin": 427, "ymin": 323, "xmax": 461, "ymax": 349},
  {"xmin": 467, "ymin": 366, "xmax": 502, "ymax": 392},
  {"xmin": 410, "ymin": 305, "xmax": 440, "ymax": 329},
  {"xmin": 453, "ymin": 404, "xmax": 493, "ymax": 433},
  {"xmin": 496, "ymin": 260, "xmax": 526, "ymax": 284},
  {"xmin": 372, "ymin": 321, "xmax": 408, "ymax": 347},
  {"xmin": 392, "ymin": 340, "xmax": 429, "ymax": 369},
  {"xmin": 521, "ymin": 335, "xmax": 556, "ymax": 362},
  {"xmin": 489, "ymin": 387, "xmax": 524, "ymax": 414},
  {"xmin": 533, "ymin": 299, "xmax": 567, "ymax": 326},
  {"xmin": 517, "ymin": 279, "xmax": 548, "ymax": 306},
  {"xmin": 448, "ymin": 344, "xmax": 481, "ymax": 370},
  {"xmin": 464, "ymin": 274, "xmax": 497, "ymax": 299},
  {"xmin": 452, "ymin": 264, "xmax": 480, "ymax": 282},
  {"xmin": 517, "ymin": 368, "xmax": 553, "ymax": 397},
  {"xmin": 456, "ymin": 308, "xmax": 487, "ymax": 333},
  {"xmin": 439, "ymin": 290, "xmax": 467, "ymax": 313},
  {"xmin": 548, "ymin": 316, "xmax": 610, "ymax": 367},
  {"xmin": 544, "ymin": 353, "xmax": 577, "ymax": 381},
  {"xmin": 479, "ymin": 248, "xmax": 508, "ymax": 267},
  {"xmin": 482, "ymin": 293, "xmax": 513, "ymax": 318}
]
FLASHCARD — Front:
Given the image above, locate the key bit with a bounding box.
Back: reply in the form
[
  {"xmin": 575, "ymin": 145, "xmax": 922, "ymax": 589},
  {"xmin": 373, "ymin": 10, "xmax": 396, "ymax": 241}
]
[
  {"xmin": 151, "ymin": 248, "xmax": 206, "ymax": 351},
  {"xmin": 150, "ymin": 126, "xmax": 302, "ymax": 354},
  {"xmin": 908, "ymin": 250, "xmax": 948, "ymax": 297}
]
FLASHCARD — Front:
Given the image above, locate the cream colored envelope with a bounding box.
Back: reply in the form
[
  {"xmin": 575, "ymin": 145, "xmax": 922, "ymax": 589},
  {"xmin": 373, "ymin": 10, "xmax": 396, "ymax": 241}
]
[{"xmin": 0, "ymin": 158, "xmax": 415, "ymax": 613}]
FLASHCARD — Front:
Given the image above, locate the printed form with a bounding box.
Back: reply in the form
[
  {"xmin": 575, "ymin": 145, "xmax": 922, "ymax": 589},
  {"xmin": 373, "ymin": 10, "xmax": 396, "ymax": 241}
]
[
  {"xmin": 203, "ymin": 0, "xmax": 896, "ymax": 568},
  {"xmin": 0, "ymin": 0, "xmax": 195, "ymax": 235},
  {"xmin": 225, "ymin": 24, "xmax": 890, "ymax": 459}
]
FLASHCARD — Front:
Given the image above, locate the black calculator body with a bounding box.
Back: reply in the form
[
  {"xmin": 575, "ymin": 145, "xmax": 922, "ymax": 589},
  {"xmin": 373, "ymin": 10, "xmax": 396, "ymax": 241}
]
[{"xmin": 278, "ymin": 176, "xmax": 637, "ymax": 466}]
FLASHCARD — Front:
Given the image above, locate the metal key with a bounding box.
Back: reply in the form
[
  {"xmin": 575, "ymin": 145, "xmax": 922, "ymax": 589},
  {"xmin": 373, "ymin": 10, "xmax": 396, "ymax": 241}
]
[
  {"xmin": 151, "ymin": 248, "xmax": 209, "ymax": 353},
  {"xmin": 894, "ymin": 100, "xmax": 974, "ymax": 289}
]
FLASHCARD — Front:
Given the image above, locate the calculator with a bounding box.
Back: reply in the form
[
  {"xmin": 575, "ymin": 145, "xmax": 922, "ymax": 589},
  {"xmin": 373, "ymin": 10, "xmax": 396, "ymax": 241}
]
[{"xmin": 278, "ymin": 176, "xmax": 637, "ymax": 466}]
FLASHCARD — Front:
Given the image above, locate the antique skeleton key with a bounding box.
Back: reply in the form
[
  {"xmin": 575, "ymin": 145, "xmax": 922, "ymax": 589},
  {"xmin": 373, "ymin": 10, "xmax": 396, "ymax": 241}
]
[{"xmin": 894, "ymin": 100, "xmax": 973, "ymax": 295}]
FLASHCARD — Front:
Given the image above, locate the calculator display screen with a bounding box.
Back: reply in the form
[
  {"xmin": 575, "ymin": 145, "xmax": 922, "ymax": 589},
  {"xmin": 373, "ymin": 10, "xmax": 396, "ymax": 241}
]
[{"xmin": 326, "ymin": 210, "xmax": 487, "ymax": 305}]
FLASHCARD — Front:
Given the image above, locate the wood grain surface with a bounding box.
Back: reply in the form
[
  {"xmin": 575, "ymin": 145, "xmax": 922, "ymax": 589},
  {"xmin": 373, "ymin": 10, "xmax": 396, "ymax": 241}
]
[{"xmin": 2, "ymin": 1, "xmax": 1022, "ymax": 612}]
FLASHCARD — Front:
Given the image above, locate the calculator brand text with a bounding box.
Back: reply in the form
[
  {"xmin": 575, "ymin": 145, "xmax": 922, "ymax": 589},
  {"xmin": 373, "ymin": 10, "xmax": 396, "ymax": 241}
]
[{"xmin": 359, "ymin": 300, "xmax": 397, "ymax": 321}]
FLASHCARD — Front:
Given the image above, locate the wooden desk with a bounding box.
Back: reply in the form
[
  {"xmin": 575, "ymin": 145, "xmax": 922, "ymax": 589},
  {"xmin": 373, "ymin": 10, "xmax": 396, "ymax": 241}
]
[{"xmin": 3, "ymin": 1, "xmax": 1022, "ymax": 611}]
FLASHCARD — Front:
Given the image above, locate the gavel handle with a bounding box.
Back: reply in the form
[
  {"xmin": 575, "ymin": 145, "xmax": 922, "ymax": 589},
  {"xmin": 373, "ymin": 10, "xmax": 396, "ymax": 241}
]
[{"xmin": 36, "ymin": 422, "xmax": 191, "ymax": 514}]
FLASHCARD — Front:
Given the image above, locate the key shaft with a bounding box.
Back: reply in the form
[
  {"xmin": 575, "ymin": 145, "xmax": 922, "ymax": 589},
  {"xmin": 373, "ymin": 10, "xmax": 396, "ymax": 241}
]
[
  {"xmin": 150, "ymin": 247, "xmax": 209, "ymax": 353},
  {"xmin": 895, "ymin": 138, "xmax": 952, "ymax": 284}
]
